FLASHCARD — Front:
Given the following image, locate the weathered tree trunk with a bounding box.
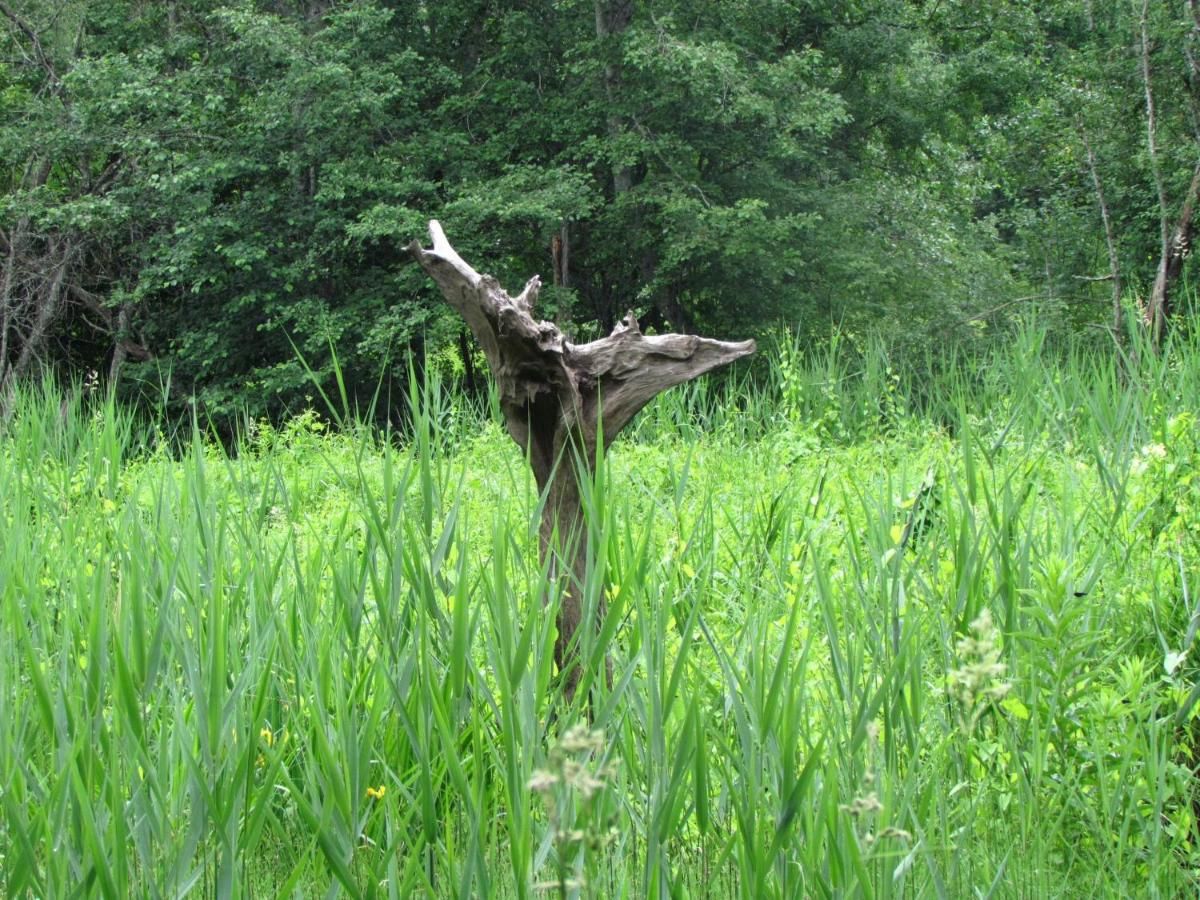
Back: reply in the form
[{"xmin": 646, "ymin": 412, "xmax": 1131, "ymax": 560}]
[
  {"xmin": 1146, "ymin": 161, "xmax": 1200, "ymax": 346},
  {"xmin": 409, "ymin": 220, "xmax": 754, "ymax": 698}
]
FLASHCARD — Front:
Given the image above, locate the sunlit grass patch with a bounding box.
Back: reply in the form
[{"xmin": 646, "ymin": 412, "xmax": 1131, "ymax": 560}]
[{"xmin": 2, "ymin": 323, "xmax": 1199, "ymax": 896}]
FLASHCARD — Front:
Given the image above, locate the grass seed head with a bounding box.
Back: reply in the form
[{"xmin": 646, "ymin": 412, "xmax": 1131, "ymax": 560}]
[{"xmin": 948, "ymin": 608, "xmax": 1013, "ymax": 735}]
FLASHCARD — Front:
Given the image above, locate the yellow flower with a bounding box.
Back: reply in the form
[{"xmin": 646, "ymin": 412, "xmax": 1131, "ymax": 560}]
[
  {"xmin": 260, "ymin": 727, "xmax": 274, "ymax": 746},
  {"xmin": 366, "ymin": 784, "xmax": 386, "ymax": 800}
]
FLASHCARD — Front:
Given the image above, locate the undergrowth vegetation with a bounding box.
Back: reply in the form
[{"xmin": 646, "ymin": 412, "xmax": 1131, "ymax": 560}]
[{"xmin": 2, "ymin": 320, "xmax": 1200, "ymax": 897}]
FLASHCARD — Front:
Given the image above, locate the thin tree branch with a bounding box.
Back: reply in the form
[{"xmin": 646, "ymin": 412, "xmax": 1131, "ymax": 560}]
[
  {"xmin": 0, "ymin": 0, "xmax": 62, "ymax": 90},
  {"xmin": 1077, "ymin": 118, "xmax": 1124, "ymax": 332},
  {"xmin": 1139, "ymin": 0, "xmax": 1171, "ymax": 256}
]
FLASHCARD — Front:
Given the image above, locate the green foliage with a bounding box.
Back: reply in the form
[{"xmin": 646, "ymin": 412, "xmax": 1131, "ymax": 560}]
[
  {"xmin": 3, "ymin": 328, "xmax": 1200, "ymax": 895},
  {"xmin": 2, "ymin": 0, "xmax": 1115, "ymax": 420}
]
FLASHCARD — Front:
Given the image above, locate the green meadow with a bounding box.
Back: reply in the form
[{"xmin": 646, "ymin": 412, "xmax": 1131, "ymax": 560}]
[{"xmin": 2, "ymin": 323, "xmax": 1199, "ymax": 897}]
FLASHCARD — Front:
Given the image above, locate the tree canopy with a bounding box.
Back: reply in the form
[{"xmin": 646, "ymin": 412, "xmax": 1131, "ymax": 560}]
[{"xmin": 1, "ymin": 0, "xmax": 1197, "ymax": 419}]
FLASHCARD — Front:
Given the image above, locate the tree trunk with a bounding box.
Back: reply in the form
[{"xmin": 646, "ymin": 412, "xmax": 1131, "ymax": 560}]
[
  {"xmin": 12, "ymin": 236, "xmax": 70, "ymax": 380},
  {"xmin": 0, "ymin": 157, "xmax": 52, "ymax": 399},
  {"xmin": 1140, "ymin": 0, "xmax": 1172, "ymax": 260},
  {"xmin": 107, "ymin": 301, "xmax": 151, "ymax": 385},
  {"xmin": 457, "ymin": 328, "xmax": 477, "ymax": 395},
  {"xmin": 552, "ymin": 223, "xmax": 570, "ymax": 289},
  {"xmin": 1184, "ymin": 0, "xmax": 1200, "ymax": 143},
  {"xmin": 409, "ymin": 221, "xmax": 754, "ymax": 699},
  {"xmin": 1136, "ymin": 0, "xmax": 1198, "ymax": 348},
  {"xmin": 1077, "ymin": 121, "xmax": 1123, "ymax": 334},
  {"xmin": 1146, "ymin": 161, "xmax": 1200, "ymax": 346},
  {"xmin": 595, "ymin": 0, "xmax": 634, "ymax": 197}
]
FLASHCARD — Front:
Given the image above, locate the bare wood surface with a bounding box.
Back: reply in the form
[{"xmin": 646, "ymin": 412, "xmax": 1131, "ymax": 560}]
[{"xmin": 409, "ymin": 220, "xmax": 755, "ymax": 698}]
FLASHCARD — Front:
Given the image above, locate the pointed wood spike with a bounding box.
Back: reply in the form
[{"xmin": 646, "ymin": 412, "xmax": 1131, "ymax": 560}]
[
  {"xmin": 611, "ymin": 310, "xmax": 641, "ymax": 336},
  {"xmin": 515, "ymin": 275, "xmax": 541, "ymax": 313}
]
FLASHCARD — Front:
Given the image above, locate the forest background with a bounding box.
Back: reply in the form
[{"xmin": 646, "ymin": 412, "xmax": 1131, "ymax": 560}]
[{"xmin": 3, "ymin": 0, "xmax": 1199, "ymax": 421}]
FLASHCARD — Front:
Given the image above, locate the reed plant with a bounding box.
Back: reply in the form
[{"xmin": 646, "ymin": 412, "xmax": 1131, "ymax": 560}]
[{"xmin": 2, "ymin": 318, "xmax": 1199, "ymax": 897}]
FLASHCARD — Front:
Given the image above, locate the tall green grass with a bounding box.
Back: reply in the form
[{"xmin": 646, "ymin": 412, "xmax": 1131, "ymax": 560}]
[{"xmin": 2, "ymin": 320, "xmax": 1199, "ymax": 897}]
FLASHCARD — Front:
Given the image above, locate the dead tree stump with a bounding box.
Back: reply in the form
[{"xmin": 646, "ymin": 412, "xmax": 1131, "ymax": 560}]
[{"xmin": 408, "ymin": 220, "xmax": 755, "ymax": 698}]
